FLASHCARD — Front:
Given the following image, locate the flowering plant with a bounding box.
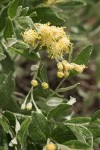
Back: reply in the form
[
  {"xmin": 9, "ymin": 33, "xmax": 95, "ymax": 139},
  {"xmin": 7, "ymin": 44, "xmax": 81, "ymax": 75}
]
[{"xmin": 0, "ymin": 0, "xmax": 100, "ymax": 150}]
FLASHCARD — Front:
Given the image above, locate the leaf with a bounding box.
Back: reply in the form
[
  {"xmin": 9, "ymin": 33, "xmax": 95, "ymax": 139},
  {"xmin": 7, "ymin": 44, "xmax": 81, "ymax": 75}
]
[
  {"xmin": 51, "ymin": 125, "xmax": 76, "ymax": 143},
  {"xmin": 0, "ymin": 7, "xmax": 8, "ymax": 32},
  {"xmin": 12, "ymin": 41, "xmax": 29, "ymax": 50},
  {"xmin": 67, "ymin": 125, "xmax": 93, "ymax": 148},
  {"xmin": 16, "ymin": 16, "xmax": 33, "ymax": 29},
  {"xmin": 91, "ymin": 110, "xmax": 100, "ymax": 122},
  {"xmin": 65, "ymin": 117, "xmax": 91, "ymax": 125},
  {"xmin": 20, "ymin": 7, "xmax": 29, "ymax": 16},
  {"xmin": 1, "ymin": 49, "xmax": 14, "ymax": 74},
  {"xmin": 0, "ymin": 72, "xmax": 14, "ymax": 109},
  {"xmin": 56, "ymin": 83, "xmax": 80, "ymax": 93},
  {"xmin": 29, "ymin": 6, "xmax": 64, "ymax": 26},
  {"xmin": 17, "ymin": 118, "xmax": 31, "ymax": 147},
  {"xmin": 8, "ymin": 0, "xmax": 21, "ymax": 20},
  {"xmin": 0, "ymin": 53, "xmax": 6, "ymax": 61},
  {"xmin": 64, "ymin": 140, "xmax": 90, "ymax": 149},
  {"xmin": 47, "ymin": 103, "xmax": 70, "ymax": 119},
  {"xmin": 38, "ymin": 64, "xmax": 48, "ymax": 82},
  {"xmin": 4, "ymin": 18, "xmax": 14, "ymax": 40},
  {"xmin": 9, "ymin": 47, "xmax": 40, "ymax": 61},
  {"xmin": 46, "ymin": 97, "xmax": 63, "ymax": 107},
  {"xmin": 56, "ymin": 0, "xmax": 86, "ymax": 9},
  {"xmin": 0, "ymin": 118, "xmax": 10, "ymax": 133},
  {"xmin": 74, "ymin": 44, "xmax": 93, "ymax": 65},
  {"xmin": 29, "ymin": 112, "xmax": 51, "ymax": 142}
]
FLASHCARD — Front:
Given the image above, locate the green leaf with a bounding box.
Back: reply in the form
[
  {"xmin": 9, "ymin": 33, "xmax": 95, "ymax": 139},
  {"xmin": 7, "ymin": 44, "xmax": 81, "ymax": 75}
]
[
  {"xmin": 0, "ymin": 7, "xmax": 8, "ymax": 32},
  {"xmin": 66, "ymin": 117, "xmax": 91, "ymax": 125},
  {"xmin": 29, "ymin": 112, "xmax": 51, "ymax": 142},
  {"xmin": 16, "ymin": 16, "xmax": 33, "ymax": 29},
  {"xmin": 38, "ymin": 64, "xmax": 48, "ymax": 82},
  {"xmin": 64, "ymin": 140, "xmax": 90, "ymax": 149},
  {"xmin": 91, "ymin": 110, "xmax": 100, "ymax": 122},
  {"xmin": 0, "ymin": 53, "xmax": 6, "ymax": 61},
  {"xmin": 46, "ymin": 97, "xmax": 63, "ymax": 107},
  {"xmin": 74, "ymin": 44, "xmax": 93, "ymax": 65},
  {"xmin": 51, "ymin": 125, "xmax": 76, "ymax": 143},
  {"xmin": 29, "ymin": 6, "xmax": 64, "ymax": 26},
  {"xmin": 0, "ymin": 72, "xmax": 14, "ymax": 109},
  {"xmin": 56, "ymin": 83, "xmax": 80, "ymax": 93},
  {"xmin": 12, "ymin": 41, "xmax": 29, "ymax": 50},
  {"xmin": 1, "ymin": 49, "xmax": 14, "ymax": 74},
  {"xmin": 17, "ymin": 118, "xmax": 31, "ymax": 147},
  {"xmin": 8, "ymin": 0, "xmax": 21, "ymax": 20},
  {"xmin": 20, "ymin": 7, "xmax": 29, "ymax": 16},
  {"xmin": 4, "ymin": 18, "xmax": 14, "ymax": 40},
  {"xmin": 9, "ymin": 47, "xmax": 40, "ymax": 61},
  {"xmin": 47, "ymin": 103, "xmax": 70, "ymax": 119},
  {"xmin": 0, "ymin": 118, "xmax": 10, "ymax": 133},
  {"xmin": 56, "ymin": 0, "xmax": 86, "ymax": 9},
  {"xmin": 67, "ymin": 125, "xmax": 93, "ymax": 148}
]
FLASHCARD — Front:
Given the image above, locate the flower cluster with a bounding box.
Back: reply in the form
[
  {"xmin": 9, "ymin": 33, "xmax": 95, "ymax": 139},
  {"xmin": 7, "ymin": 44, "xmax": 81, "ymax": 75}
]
[
  {"xmin": 22, "ymin": 23, "xmax": 71, "ymax": 59},
  {"xmin": 22, "ymin": 23, "xmax": 86, "ymax": 77},
  {"xmin": 57, "ymin": 60, "xmax": 86, "ymax": 78}
]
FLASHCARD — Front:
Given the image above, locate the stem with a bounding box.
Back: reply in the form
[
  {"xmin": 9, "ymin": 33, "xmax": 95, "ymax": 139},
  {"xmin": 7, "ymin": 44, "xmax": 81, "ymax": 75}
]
[
  {"xmin": 31, "ymin": 88, "xmax": 41, "ymax": 113},
  {"xmin": 68, "ymin": 44, "xmax": 73, "ymax": 63}
]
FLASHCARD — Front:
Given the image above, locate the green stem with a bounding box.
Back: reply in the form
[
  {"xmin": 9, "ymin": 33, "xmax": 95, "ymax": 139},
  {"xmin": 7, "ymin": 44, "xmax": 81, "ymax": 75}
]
[{"xmin": 68, "ymin": 44, "xmax": 73, "ymax": 63}]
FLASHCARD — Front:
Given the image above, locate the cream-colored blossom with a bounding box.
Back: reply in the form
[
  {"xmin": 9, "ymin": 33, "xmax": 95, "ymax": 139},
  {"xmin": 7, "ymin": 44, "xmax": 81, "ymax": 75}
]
[
  {"xmin": 73, "ymin": 64, "xmax": 86, "ymax": 73},
  {"xmin": 22, "ymin": 29, "xmax": 39, "ymax": 47},
  {"xmin": 42, "ymin": 82, "xmax": 49, "ymax": 89},
  {"xmin": 26, "ymin": 102, "xmax": 32, "ymax": 110},
  {"xmin": 57, "ymin": 62, "xmax": 63, "ymax": 71},
  {"xmin": 57, "ymin": 71, "xmax": 64, "ymax": 78},
  {"xmin": 46, "ymin": 143, "xmax": 56, "ymax": 150},
  {"xmin": 31, "ymin": 80, "xmax": 38, "ymax": 87}
]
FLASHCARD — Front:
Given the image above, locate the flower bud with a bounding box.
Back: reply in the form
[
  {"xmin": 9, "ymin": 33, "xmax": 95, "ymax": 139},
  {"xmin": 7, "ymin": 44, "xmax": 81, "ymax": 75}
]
[
  {"xmin": 64, "ymin": 71, "xmax": 69, "ymax": 77},
  {"xmin": 42, "ymin": 82, "xmax": 49, "ymax": 89},
  {"xmin": 57, "ymin": 62, "xmax": 63, "ymax": 71},
  {"xmin": 62, "ymin": 60, "xmax": 73, "ymax": 70},
  {"xmin": 73, "ymin": 64, "xmax": 86, "ymax": 73},
  {"xmin": 46, "ymin": 143, "xmax": 56, "ymax": 150},
  {"xmin": 21, "ymin": 103, "xmax": 26, "ymax": 110},
  {"xmin": 31, "ymin": 80, "xmax": 38, "ymax": 87},
  {"xmin": 26, "ymin": 102, "xmax": 32, "ymax": 110},
  {"xmin": 57, "ymin": 71, "xmax": 64, "ymax": 78}
]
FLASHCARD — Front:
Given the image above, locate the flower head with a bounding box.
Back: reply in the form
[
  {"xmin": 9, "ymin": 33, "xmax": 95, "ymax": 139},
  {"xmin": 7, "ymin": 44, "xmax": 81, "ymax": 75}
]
[
  {"xmin": 42, "ymin": 82, "xmax": 49, "ymax": 89},
  {"xmin": 46, "ymin": 143, "xmax": 56, "ymax": 150},
  {"xmin": 22, "ymin": 29, "xmax": 39, "ymax": 47},
  {"xmin": 26, "ymin": 102, "xmax": 32, "ymax": 110},
  {"xmin": 31, "ymin": 80, "xmax": 38, "ymax": 87},
  {"xmin": 73, "ymin": 64, "xmax": 86, "ymax": 73},
  {"xmin": 57, "ymin": 71, "xmax": 64, "ymax": 78},
  {"xmin": 21, "ymin": 103, "xmax": 26, "ymax": 110}
]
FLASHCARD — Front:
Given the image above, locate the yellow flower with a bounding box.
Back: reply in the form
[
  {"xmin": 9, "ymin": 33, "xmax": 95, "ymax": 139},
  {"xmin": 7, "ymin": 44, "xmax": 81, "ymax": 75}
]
[
  {"xmin": 26, "ymin": 102, "xmax": 32, "ymax": 110},
  {"xmin": 62, "ymin": 60, "xmax": 74, "ymax": 70},
  {"xmin": 21, "ymin": 103, "xmax": 26, "ymax": 110},
  {"xmin": 57, "ymin": 71, "xmax": 64, "ymax": 78},
  {"xmin": 42, "ymin": 82, "xmax": 49, "ymax": 89},
  {"xmin": 31, "ymin": 80, "xmax": 38, "ymax": 87},
  {"xmin": 57, "ymin": 62, "xmax": 63, "ymax": 71},
  {"xmin": 46, "ymin": 143, "xmax": 56, "ymax": 150},
  {"xmin": 37, "ymin": 23, "xmax": 71, "ymax": 59},
  {"xmin": 22, "ymin": 29, "xmax": 38, "ymax": 47},
  {"xmin": 73, "ymin": 64, "xmax": 86, "ymax": 73},
  {"xmin": 64, "ymin": 71, "xmax": 69, "ymax": 77}
]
